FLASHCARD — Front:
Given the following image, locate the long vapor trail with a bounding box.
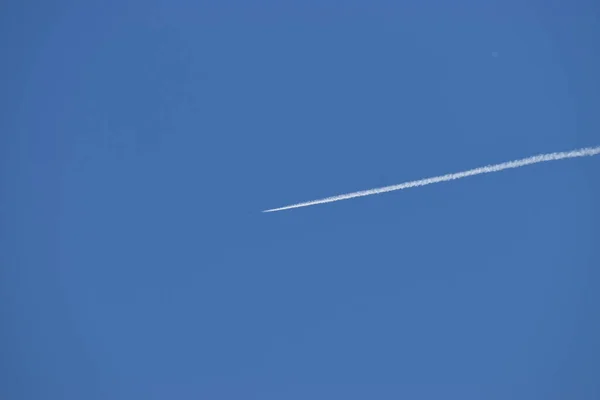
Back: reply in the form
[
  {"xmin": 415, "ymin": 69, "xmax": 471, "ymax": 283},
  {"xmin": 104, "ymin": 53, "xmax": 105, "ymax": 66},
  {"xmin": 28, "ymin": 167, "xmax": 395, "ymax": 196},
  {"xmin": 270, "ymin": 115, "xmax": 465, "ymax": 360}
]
[{"xmin": 263, "ymin": 146, "xmax": 600, "ymax": 213}]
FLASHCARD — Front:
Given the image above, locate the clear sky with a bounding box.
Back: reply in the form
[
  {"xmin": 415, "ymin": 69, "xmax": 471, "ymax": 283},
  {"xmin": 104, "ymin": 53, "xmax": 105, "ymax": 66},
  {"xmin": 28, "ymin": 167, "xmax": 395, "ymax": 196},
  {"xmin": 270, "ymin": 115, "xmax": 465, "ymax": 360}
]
[{"xmin": 1, "ymin": 1, "xmax": 599, "ymax": 399}]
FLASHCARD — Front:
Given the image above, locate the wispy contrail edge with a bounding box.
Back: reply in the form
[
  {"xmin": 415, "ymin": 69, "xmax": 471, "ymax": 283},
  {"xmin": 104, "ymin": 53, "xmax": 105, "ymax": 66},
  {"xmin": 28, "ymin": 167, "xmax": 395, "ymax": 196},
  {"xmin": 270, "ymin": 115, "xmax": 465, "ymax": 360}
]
[{"xmin": 263, "ymin": 145, "xmax": 600, "ymax": 213}]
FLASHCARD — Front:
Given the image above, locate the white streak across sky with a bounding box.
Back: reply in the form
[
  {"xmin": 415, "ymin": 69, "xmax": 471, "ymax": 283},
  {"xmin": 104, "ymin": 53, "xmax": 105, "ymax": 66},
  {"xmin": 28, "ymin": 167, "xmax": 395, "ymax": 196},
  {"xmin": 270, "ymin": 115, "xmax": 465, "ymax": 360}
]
[{"xmin": 263, "ymin": 146, "xmax": 600, "ymax": 213}]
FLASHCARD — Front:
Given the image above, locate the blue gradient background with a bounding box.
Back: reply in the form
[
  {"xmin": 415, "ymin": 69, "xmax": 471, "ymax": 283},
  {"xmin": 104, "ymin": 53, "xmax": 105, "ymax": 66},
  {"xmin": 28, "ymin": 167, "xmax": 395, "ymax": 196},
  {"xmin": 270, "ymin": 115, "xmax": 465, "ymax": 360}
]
[{"xmin": 1, "ymin": 1, "xmax": 599, "ymax": 399}]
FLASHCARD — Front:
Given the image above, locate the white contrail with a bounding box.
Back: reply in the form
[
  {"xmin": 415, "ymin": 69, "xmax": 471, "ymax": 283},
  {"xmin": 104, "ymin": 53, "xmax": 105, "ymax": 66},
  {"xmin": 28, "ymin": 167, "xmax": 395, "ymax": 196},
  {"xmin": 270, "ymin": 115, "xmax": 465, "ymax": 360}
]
[{"xmin": 263, "ymin": 145, "xmax": 600, "ymax": 213}]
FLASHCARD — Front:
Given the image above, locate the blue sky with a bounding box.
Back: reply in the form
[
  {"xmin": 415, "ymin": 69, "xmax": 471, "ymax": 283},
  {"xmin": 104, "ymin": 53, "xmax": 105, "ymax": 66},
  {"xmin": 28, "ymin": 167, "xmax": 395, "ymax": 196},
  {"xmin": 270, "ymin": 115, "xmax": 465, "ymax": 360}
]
[{"xmin": 1, "ymin": 1, "xmax": 599, "ymax": 399}]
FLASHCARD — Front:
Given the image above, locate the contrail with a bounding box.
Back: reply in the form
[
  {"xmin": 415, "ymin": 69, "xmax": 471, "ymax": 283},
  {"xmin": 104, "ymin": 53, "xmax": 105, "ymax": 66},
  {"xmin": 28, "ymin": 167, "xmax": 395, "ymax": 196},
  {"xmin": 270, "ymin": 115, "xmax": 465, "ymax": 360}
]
[{"xmin": 263, "ymin": 145, "xmax": 600, "ymax": 213}]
